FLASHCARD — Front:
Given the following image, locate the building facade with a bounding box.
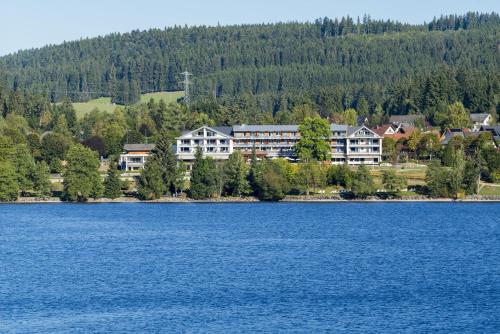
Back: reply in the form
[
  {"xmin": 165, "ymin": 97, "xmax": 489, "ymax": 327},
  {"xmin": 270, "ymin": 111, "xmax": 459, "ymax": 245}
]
[
  {"xmin": 232, "ymin": 125, "xmax": 299, "ymax": 159},
  {"xmin": 176, "ymin": 124, "xmax": 382, "ymax": 165},
  {"xmin": 176, "ymin": 126, "xmax": 234, "ymax": 162},
  {"xmin": 119, "ymin": 144, "xmax": 155, "ymax": 171}
]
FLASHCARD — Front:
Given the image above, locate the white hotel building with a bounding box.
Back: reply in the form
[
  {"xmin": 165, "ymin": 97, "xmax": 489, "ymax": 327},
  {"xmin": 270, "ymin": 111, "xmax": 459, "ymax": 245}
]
[{"xmin": 175, "ymin": 124, "xmax": 382, "ymax": 165}]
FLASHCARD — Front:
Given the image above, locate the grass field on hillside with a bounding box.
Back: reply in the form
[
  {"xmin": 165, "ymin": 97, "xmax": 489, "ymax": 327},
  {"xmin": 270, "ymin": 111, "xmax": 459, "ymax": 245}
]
[
  {"xmin": 73, "ymin": 91, "xmax": 184, "ymax": 118},
  {"xmin": 73, "ymin": 97, "xmax": 116, "ymax": 118},
  {"xmin": 140, "ymin": 91, "xmax": 184, "ymax": 104}
]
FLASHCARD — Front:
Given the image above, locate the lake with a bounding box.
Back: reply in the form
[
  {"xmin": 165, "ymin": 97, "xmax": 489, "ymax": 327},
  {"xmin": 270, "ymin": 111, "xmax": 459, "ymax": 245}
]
[{"xmin": 0, "ymin": 203, "xmax": 499, "ymax": 333}]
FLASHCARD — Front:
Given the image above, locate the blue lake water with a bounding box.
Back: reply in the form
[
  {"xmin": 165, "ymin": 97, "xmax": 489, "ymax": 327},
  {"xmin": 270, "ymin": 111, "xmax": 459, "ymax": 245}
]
[{"xmin": 0, "ymin": 203, "xmax": 499, "ymax": 333}]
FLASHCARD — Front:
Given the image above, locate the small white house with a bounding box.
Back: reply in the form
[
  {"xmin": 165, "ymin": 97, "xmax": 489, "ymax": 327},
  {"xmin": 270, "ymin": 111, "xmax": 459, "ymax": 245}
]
[
  {"xmin": 119, "ymin": 144, "xmax": 155, "ymax": 171},
  {"xmin": 470, "ymin": 113, "xmax": 492, "ymax": 132}
]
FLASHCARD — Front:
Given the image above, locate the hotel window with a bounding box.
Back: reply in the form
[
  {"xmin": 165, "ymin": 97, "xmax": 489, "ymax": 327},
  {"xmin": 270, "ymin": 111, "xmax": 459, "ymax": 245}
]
[
  {"xmin": 197, "ymin": 131, "xmax": 203, "ymax": 136},
  {"xmin": 220, "ymin": 140, "xmax": 227, "ymax": 145},
  {"xmin": 207, "ymin": 131, "xmax": 215, "ymax": 137},
  {"xmin": 208, "ymin": 139, "xmax": 216, "ymax": 145},
  {"xmin": 207, "ymin": 147, "xmax": 215, "ymax": 152},
  {"xmin": 181, "ymin": 147, "xmax": 190, "ymax": 153},
  {"xmin": 181, "ymin": 140, "xmax": 190, "ymax": 145}
]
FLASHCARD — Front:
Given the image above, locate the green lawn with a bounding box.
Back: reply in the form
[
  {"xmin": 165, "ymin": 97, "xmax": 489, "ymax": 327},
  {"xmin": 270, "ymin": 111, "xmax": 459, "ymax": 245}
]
[
  {"xmin": 73, "ymin": 91, "xmax": 184, "ymax": 118},
  {"xmin": 478, "ymin": 184, "xmax": 500, "ymax": 196},
  {"xmin": 369, "ymin": 165, "xmax": 428, "ymax": 186}
]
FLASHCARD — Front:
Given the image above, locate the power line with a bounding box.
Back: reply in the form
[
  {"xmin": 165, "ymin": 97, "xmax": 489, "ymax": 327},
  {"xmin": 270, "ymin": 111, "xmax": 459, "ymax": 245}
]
[{"xmin": 24, "ymin": 89, "xmax": 169, "ymax": 96}]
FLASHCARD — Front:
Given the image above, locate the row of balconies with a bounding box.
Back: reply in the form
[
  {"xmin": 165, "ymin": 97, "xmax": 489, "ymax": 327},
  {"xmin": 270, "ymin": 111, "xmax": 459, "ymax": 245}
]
[
  {"xmin": 234, "ymin": 133, "xmax": 298, "ymax": 138},
  {"xmin": 179, "ymin": 137, "xmax": 379, "ymax": 145},
  {"xmin": 234, "ymin": 143, "xmax": 296, "ymax": 147},
  {"xmin": 178, "ymin": 147, "xmax": 230, "ymax": 154},
  {"xmin": 180, "ymin": 140, "xmax": 230, "ymax": 145},
  {"xmin": 348, "ymin": 140, "xmax": 380, "ymax": 145}
]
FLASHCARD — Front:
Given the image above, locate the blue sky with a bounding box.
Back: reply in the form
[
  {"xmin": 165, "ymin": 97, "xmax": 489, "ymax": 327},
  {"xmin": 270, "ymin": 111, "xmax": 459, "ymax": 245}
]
[{"xmin": 1, "ymin": 0, "xmax": 498, "ymax": 55}]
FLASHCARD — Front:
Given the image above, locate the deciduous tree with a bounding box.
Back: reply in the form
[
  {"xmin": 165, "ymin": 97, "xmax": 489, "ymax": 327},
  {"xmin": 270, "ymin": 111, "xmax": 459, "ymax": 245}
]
[
  {"xmin": 63, "ymin": 145, "xmax": 103, "ymax": 202},
  {"xmin": 382, "ymin": 169, "xmax": 407, "ymax": 195},
  {"xmin": 253, "ymin": 160, "xmax": 290, "ymax": 201},
  {"xmin": 296, "ymin": 117, "xmax": 331, "ymax": 161},
  {"xmin": 0, "ymin": 161, "xmax": 19, "ymax": 202},
  {"xmin": 350, "ymin": 165, "xmax": 376, "ymax": 198}
]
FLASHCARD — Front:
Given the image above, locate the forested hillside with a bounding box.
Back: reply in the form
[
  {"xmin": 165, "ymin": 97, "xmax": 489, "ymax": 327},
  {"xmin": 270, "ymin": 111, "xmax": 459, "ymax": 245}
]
[{"xmin": 0, "ymin": 12, "xmax": 499, "ymax": 121}]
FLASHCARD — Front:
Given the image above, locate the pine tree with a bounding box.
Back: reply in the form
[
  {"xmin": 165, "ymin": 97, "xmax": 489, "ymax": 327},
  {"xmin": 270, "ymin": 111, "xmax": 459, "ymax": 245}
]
[
  {"xmin": 104, "ymin": 163, "xmax": 122, "ymax": 199},
  {"xmin": 248, "ymin": 145, "xmax": 259, "ymax": 193},
  {"xmin": 137, "ymin": 156, "xmax": 165, "ymax": 200},
  {"xmin": 449, "ymin": 147, "xmax": 466, "ymax": 198},
  {"xmin": 189, "ymin": 147, "xmax": 218, "ymax": 199},
  {"xmin": 152, "ymin": 131, "xmax": 179, "ymax": 194},
  {"xmin": 223, "ymin": 151, "xmax": 250, "ymax": 196}
]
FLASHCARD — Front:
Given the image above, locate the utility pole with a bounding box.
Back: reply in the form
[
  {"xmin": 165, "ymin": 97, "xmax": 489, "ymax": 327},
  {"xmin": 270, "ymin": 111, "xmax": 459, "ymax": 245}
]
[{"xmin": 180, "ymin": 70, "xmax": 192, "ymax": 107}]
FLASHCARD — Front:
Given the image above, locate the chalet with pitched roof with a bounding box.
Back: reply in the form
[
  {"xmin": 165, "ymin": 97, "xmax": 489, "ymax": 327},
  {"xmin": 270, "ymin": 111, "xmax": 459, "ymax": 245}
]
[
  {"xmin": 119, "ymin": 144, "xmax": 155, "ymax": 171},
  {"xmin": 470, "ymin": 113, "xmax": 492, "ymax": 131}
]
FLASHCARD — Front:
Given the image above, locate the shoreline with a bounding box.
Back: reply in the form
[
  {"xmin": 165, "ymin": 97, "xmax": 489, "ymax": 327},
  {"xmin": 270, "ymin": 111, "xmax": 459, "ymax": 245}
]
[{"xmin": 4, "ymin": 196, "xmax": 500, "ymax": 204}]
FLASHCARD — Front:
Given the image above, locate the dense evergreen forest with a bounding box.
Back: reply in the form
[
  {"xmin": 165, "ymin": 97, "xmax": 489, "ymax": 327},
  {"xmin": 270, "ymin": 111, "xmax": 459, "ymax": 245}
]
[{"xmin": 0, "ymin": 12, "xmax": 498, "ymax": 122}]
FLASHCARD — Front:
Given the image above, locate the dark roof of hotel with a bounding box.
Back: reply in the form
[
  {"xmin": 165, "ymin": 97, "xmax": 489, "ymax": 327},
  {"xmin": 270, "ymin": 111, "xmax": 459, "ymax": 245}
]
[
  {"xmin": 124, "ymin": 144, "xmax": 155, "ymax": 152},
  {"xmin": 232, "ymin": 125, "xmax": 299, "ymax": 132},
  {"xmin": 212, "ymin": 126, "xmax": 234, "ymax": 136},
  {"xmin": 330, "ymin": 124, "xmax": 348, "ymax": 132}
]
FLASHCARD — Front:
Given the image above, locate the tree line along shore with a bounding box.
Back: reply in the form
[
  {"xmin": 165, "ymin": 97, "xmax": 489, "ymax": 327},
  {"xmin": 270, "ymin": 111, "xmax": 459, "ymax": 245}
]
[
  {"xmin": 1, "ymin": 113, "xmax": 499, "ymax": 203},
  {"xmin": 0, "ymin": 12, "xmax": 498, "ymax": 202}
]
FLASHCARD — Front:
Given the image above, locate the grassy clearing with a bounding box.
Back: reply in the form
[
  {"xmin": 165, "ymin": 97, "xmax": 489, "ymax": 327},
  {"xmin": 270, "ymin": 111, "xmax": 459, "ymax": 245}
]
[
  {"xmin": 369, "ymin": 165, "xmax": 428, "ymax": 186},
  {"xmin": 73, "ymin": 97, "xmax": 117, "ymax": 118},
  {"xmin": 479, "ymin": 184, "xmax": 500, "ymax": 196},
  {"xmin": 73, "ymin": 91, "xmax": 184, "ymax": 118},
  {"xmin": 140, "ymin": 91, "xmax": 184, "ymax": 104}
]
